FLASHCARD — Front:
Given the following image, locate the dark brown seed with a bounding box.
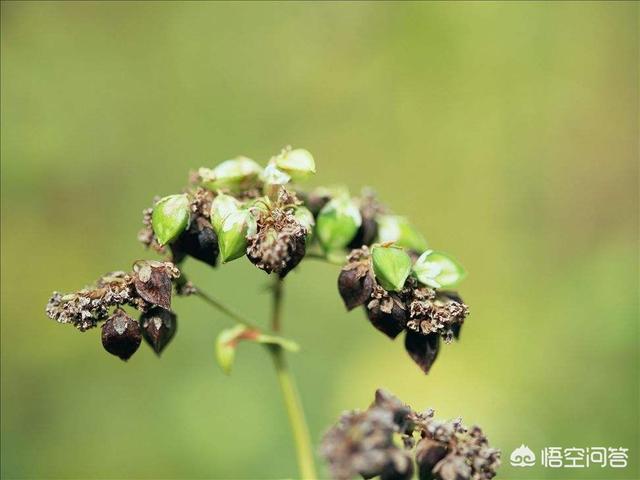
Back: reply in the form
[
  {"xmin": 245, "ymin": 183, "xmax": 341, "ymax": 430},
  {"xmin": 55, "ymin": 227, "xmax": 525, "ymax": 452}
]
[
  {"xmin": 380, "ymin": 454, "xmax": 414, "ymax": 480},
  {"xmin": 134, "ymin": 266, "xmax": 172, "ymax": 310},
  {"xmin": 279, "ymin": 233, "xmax": 306, "ymax": 278},
  {"xmin": 404, "ymin": 331, "xmax": 440, "ymax": 374},
  {"xmin": 348, "ymin": 216, "xmax": 378, "ymax": 249},
  {"xmin": 416, "ymin": 438, "xmax": 449, "ymax": 480},
  {"xmin": 170, "ymin": 217, "xmax": 219, "ymax": 267},
  {"xmin": 140, "ymin": 307, "xmax": 177, "ymax": 355},
  {"xmin": 366, "ymin": 297, "xmax": 407, "ymax": 340},
  {"xmin": 451, "ymin": 323, "xmax": 462, "ymax": 340},
  {"xmin": 101, "ymin": 309, "xmax": 142, "ymax": 361},
  {"xmin": 302, "ymin": 191, "xmax": 331, "ymax": 217},
  {"xmin": 338, "ymin": 268, "xmax": 374, "ymax": 311}
]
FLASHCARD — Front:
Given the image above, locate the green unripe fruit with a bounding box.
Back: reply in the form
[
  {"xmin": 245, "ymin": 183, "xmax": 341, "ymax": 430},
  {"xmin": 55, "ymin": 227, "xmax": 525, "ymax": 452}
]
[
  {"xmin": 316, "ymin": 196, "xmax": 362, "ymax": 252},
  {"xmin": 274, "ymin": 148, "xmax": 316, "ymax": 181},
  {"xmin": 199, "ymin": 156, "xmax": 262, "ymax": 192},
  {"xmin": 371, "ymin": 245, "xmax": 412, "ymax": 292},
  {"xmin": 412, "ymin": 249, "xmax": 466, "ymax": 289},
  {"xmin": 151, "ymin": 194, "xmax": 190, "ymax": 246},
  {"xmin": 216, "ymin": 209, "xmax": 252, "ymax": 263},
  {"xmin": 376, "ymin": 214, "xmax": 428, "ymax": 252}
]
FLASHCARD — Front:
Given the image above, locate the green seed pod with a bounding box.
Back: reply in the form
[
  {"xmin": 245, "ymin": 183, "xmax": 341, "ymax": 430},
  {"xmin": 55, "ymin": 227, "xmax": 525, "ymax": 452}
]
[
  {"xmin": 151, "ymin": 194, "xmax": 190, "ymax": 246},
  {"xmin": 377, "ymin": 214, "xmax": 428, "ymax": 252},
  {"xmin": 210, "ymin": 193, "xmax": 240, "ymax": 231},
  {"xmin": 371, "ymin": 245, "xmax": 412, "ymax": 292},
  {"xmin": 216, "ymin": 209, "xmax": 252, "ymax": 263},
  {"xmin": 293, "ymin": 206, "xmax": 315, "ymax": 244},
  {"xmin": 274, "ymin": 148, "xmax": 316, "ymax": 181},
  {"xmin": 412, "ymin": 250, "xmax": 466, "ymax": 289},
  {"xmin": 199, "ymin": 156, "xmax": 262, "ymax": 192},
  {"xmin": 316, "ymin": 196, "xmax": 362, "ymax": 252}
]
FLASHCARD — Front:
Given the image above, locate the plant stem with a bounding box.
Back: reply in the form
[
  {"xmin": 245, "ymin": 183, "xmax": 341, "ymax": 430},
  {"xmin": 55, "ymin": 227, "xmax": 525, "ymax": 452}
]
[
  {"xmin": 269, "ymin": 277, "xmax": 317, "ymax": 479},
  {"xmin": 185, "ymin": 276, "xmax": 317, "ymax": 479},
  {"xmin": 194, "ymin": 289, "xmax": 259, "ymax": 330},
  {"xmin": 304, "ymin": 251, "xmax": 345, "ymax": 266}
]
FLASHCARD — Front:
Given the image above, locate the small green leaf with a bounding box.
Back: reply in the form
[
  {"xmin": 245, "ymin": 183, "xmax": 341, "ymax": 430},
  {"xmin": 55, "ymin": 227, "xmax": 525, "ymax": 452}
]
[
  {"xmin": 216, "ymin": 209, "xmax": 252, "ymax": 263},
  {"xmin": 371, "ymin": 245, "xmax": 412, "ymax": 292},
  {"xmin": 377, "ymin": 214, "xmax": 428, "ymax": 252},
  {"xmin": 254, "ymin": 333, "xmax": 300, "ymax": 352},
  {"xmin": 210, "ymin": 193, "xmax": 240, "ymax": 231},
  {"xmin": 413, "ymin": 249, "xmax": 466, "ymax": 289},
  {"xmin": 214, "ymin": 325, "xmax": 299, "ymax": 375},
  {"xmin": 152, "ymin": 194, "xmax": 190, "ymax": 245},
  {"xmin": 199, "ymin": 156, "xmax": 263, "ymax": 192},
  {"xmin": 274, "ymin": 148, "xmax": 316, "ymax": 181},
  {"xmin": 316, "ymin": 196, "xmax": 362, "ymax": 252},
  {"xmin": 215, "ymin": 325, "xmax": 249, "ymax": 374},
  {"xmin": 293, "ymin": 206, "xmax": 315, "ymax": 244}
]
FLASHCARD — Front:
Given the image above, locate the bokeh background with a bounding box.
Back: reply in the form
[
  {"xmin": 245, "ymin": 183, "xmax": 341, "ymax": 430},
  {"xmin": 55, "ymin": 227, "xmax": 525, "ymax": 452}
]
[{"xmin": 1, "ymin": 2, "xmax": 638, "ymax": 479}]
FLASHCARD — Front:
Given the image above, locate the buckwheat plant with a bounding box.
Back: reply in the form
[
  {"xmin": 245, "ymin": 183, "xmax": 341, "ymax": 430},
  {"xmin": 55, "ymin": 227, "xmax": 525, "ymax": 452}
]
[{"xmin": 46, "ymin": 147, "xmax": 497, "ymax": 479}]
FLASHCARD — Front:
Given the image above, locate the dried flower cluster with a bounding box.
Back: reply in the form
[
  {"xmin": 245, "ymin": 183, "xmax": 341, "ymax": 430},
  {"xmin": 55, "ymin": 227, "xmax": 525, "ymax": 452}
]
[
  {"xmin": 46, "ymin": 260, "xmax": 180, "ymax": 360},
  {"xmin": 321, "ymin": 390, "xmax": 500, "ymax": 480},
  {"xmin": 338, "ymin": 247, "xmax": 469, "ymax": 374}
]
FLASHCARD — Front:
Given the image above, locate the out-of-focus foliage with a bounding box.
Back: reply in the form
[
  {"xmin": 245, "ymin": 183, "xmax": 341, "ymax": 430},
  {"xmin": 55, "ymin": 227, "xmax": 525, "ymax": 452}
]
[{"xmin": 1, "ymin": 2, "xmax": 637, "ymax": 479}]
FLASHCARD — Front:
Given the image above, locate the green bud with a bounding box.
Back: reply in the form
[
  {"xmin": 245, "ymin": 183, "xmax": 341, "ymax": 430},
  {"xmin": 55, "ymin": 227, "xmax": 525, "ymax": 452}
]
[
  {"xmin": 217, "ymin": 209, "xmax": 252, "ymax": 263},
  {"xmin": 413, "ymin": 249, "xmax": 466, "ymax": 289},
  {"xmin": 377, "ymin": 214, "xmax": 428, "ymax": 252},
  {"xmin": 151, "ymin": 194, "xmax": 190, "ymax": 246},
  {"xmin": 316, "ymin": 196, "xmax": 362, "ymax": 252},
  {"xmin": 293, "ymin": 206, "xmax": 315, "ymax": 244},
  {"xmin": 274, "ymin": 148, "xmax": 316, "ymax": 181},
  {"xmin": 210, "ymin": 193, "xmax": 240, "ymax": 231},
  {"xmin": 371, "ymin": 245, "xmax": 412, "ymax": 292},
  {"xmin": 199, "ymin": 156, "xmax": 262, "ymax": 192}
]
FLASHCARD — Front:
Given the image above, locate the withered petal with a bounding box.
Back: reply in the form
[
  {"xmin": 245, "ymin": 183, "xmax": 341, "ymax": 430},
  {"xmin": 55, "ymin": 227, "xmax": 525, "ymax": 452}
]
[
  {"xmin": 404, "ymin": 331, "xmax": 440, "ymax": 374},
  {"xmin": 134, "ymin": 267, "xmax": 172, "ymax": 310}
]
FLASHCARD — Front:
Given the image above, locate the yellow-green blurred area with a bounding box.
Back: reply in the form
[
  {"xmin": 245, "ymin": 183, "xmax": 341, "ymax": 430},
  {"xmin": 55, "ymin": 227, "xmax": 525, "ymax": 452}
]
[{"xmin": 1, "ymin": 2, "xmax": 638, "ymax": 479}]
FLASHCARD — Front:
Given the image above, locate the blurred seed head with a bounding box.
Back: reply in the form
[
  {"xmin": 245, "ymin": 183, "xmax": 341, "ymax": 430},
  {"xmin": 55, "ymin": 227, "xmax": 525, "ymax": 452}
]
[{"xmin": 321, "ymin": 390, "xmax": 500, "ymax": 480}]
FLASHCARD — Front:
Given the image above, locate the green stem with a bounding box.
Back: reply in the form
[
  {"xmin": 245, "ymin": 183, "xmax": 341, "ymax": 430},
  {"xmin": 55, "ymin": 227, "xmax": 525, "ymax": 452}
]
[
  {"xmin": 270, "ymin": 346, "xmax": 317, "ymax": 479},
  {"xmin": 269, "ymin": 277, "xmax": 317, "ymax": 479},
  {"xmin": 185, "ymin": 276, "xmax": 317, "ymax": 479},
  {"xmin": 304, "ymin": 251, "xmax": 345, "ymax": 266},
  {"xmin": 194, "ymin": 289, "xmax": 259, "ymax": 330}
]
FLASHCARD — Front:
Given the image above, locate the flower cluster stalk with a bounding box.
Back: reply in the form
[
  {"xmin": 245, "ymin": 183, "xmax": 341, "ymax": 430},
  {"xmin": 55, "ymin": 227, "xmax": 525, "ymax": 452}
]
[{"xmin": 190, "ymin": 276, "xmax": 317, "ymax": 479}]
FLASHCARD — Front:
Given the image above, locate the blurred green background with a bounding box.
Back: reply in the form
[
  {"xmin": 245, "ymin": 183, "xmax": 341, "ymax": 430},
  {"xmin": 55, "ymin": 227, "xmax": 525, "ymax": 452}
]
[{"xmin": 1, "ymin": 2, "xmax": 638, "ymax": 479}]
